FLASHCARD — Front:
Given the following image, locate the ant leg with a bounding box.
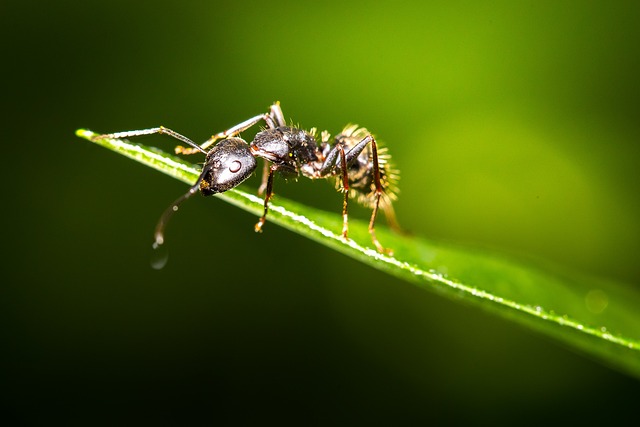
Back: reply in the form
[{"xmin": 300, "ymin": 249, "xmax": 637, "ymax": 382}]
[
  {"xmin": 255, "ymin": 165, "xmax": 276, "ymax": 233},
  {"xmin": 344, "ymin": 135, "xmax": 373, "ymax": 165},
  {"xmin": 317, "ymin": 134, "xmax": 374, "ymax": 176},
  {"xmin": 382, "ymin": 199, "xmax": 403, "ymax": 233},
  {"xmin": 365, "ymin": 136, "xmax": 390, "ymax": 254},
  {"xmin": 324, "ymin": 134, "xmax": 390, "ymax": 253},
  {"xmin": 257, "ymin": 160, "xmax": 270, "ymax": 196},
  {"xmin": 270, "ymin": 101, "xmax": 287, "ymax": 127},
  {"xmin": 315, "ymin": 143, "xmax": 351, "ymax": 240},
  {"xmin": 95, "ymin": 126, "xmax": 206, "ymax": 154},
  {"xmin": 176, "ymin": 101, "xmax": 285, "ymax": 155},
  {"xmin": 176, "ymin": 113, "xmax": 272, "ymax": 155},
  {"xmin": 338, "ymin": 145, "xmax": 350, "ymax": 239}
]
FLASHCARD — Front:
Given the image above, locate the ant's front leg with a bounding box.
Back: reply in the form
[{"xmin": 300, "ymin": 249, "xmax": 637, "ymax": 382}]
[
  {"xmin": 94, "ymin": 126, "xmax": 206, "ymax": 154},
  {"xmin": 175, "ymin": 113, "xmax": 273, "ymax": 155},
  {"xmin": 269, "ymin": 101, "xmax": 287, "ymax": 127},
  {"xmin": 175, "ymin": 102, "xmax": 287, "ymax": 155}
]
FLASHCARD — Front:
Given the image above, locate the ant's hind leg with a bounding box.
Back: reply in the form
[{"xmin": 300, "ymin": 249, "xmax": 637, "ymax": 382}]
[
  {"xmin": 366, "ymin": 136, "xmax": 392, "ymax": 255},
  {"xmin": 381, "ymin": 199, "xmax": 404, "ymax": 234},
  {"xmin": 326, "ymin": 133, "xmax": 391, "ymax": 253},
  {"xmin": 95, "ymin": 126, "xmax": 206, "ymax": 154},
  {"xmin": 338, "ymin": 146, "xmax": 350, "ymax": 239},
  {"xmin": 368, "ymin": 192, "xmax": 388, "ymax": 254}
]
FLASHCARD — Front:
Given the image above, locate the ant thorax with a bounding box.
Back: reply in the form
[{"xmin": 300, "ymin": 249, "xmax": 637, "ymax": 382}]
[{"xmin": 251, "ymin": 126, "xmax": 321, "ymax": 177}]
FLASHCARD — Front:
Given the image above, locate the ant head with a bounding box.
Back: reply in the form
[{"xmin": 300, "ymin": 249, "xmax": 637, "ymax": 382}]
[
  {"xmin": 199, "ymin": 137, "xmax": 257, "ymax": 196},
  {"xmin": 153, "ymin": 137, "xmax": 256, "ymax": 249}
]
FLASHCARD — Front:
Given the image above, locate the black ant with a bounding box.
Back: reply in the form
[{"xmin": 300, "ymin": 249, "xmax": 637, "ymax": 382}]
[{"xmin": 95, "ymin": 102, "xmax": 400, "ymax": 253}]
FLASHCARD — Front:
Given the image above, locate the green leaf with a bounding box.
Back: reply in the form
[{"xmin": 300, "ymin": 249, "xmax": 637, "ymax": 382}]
[{"xmin": 76, "ymin": 128, "xmax": 640, "ymax": 378}]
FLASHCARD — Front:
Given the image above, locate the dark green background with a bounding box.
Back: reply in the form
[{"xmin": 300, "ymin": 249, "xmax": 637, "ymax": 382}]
[{"xmin": 3, "ymin": 0, "xmax": 639, "ymax": 424}]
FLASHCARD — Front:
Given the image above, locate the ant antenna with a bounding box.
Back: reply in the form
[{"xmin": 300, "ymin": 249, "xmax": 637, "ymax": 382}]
[
  {"xmin": 179, "ymin": 139, "xmax": 208, "ymax": 155},
  {"xmin": 159, "ymin": 126, "xmax": 208, "ymax": 155},
  {"xmin": 152, "ymin": 165, "xmax": 210, "ymax": 249}
]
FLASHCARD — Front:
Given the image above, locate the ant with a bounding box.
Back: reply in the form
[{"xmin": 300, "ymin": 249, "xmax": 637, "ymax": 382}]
[{"xmin": 95, "ymin": 102, "xmax": 400, "ymax": 253}]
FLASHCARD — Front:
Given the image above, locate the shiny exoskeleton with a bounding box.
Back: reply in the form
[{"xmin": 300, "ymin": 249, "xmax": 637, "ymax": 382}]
[{"xmin": 95, "ymin": 102, "xmax": 399, "ymax": 253}]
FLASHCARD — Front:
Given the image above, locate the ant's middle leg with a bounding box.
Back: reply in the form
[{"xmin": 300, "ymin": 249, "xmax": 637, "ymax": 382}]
[
  {"xmin": 258, "ymin": 160, "xmax": 270, "ymax": 196},
  {"xmin": 255, "ymin": 165, "xmax": 276, "ymax": 233},
  {"xmin": 94, "ymin": 126, "xmax": 207, "ymax": 154}
]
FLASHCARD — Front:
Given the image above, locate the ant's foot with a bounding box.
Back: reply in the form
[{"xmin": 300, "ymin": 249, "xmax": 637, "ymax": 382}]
[{"xmin": 174, "ymin": 145, "xmax": 201, "ymax": 155}]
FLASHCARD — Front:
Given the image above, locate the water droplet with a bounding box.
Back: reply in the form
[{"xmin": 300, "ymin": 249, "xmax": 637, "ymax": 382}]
[
  {"xmin": 150, "ymin": 241, "xmax": 169, "ymax": 270},
  {"xmin": 535, "ymin": 306, "xmax": 542, "ymax": 313}
]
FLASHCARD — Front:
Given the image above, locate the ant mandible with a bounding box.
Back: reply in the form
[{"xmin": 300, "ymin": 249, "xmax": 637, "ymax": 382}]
[{"xmin": 95, "ymin": 102, "xmax": 400, "ymax": 253}]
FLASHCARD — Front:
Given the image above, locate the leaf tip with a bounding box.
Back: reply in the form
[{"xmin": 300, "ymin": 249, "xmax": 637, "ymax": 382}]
[{"xmin": 76, "ymin": 128, "xmax": 96, "ymax": 140}]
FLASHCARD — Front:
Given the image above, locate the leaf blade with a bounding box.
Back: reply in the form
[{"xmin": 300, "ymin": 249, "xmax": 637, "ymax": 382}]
[{"xmin": 77, "ymin": 128, "xmax": 640, "ymax": 378}]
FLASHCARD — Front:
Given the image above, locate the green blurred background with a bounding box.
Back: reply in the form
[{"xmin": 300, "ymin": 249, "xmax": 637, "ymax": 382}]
[{"xmin": 2, "ymin": 0, "xmax": 639, "ymax": 424}]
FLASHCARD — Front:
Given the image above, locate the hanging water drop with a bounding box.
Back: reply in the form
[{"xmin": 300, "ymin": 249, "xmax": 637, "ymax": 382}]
[{"xmin": 150, "ymin": 241, "xmax": 169, "ymax": 270}]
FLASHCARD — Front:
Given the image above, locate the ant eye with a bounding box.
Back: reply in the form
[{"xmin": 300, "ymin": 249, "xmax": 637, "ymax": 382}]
[{"xmin": 229, "ymin": 160, "xmax": 242, "ymax": 173}]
